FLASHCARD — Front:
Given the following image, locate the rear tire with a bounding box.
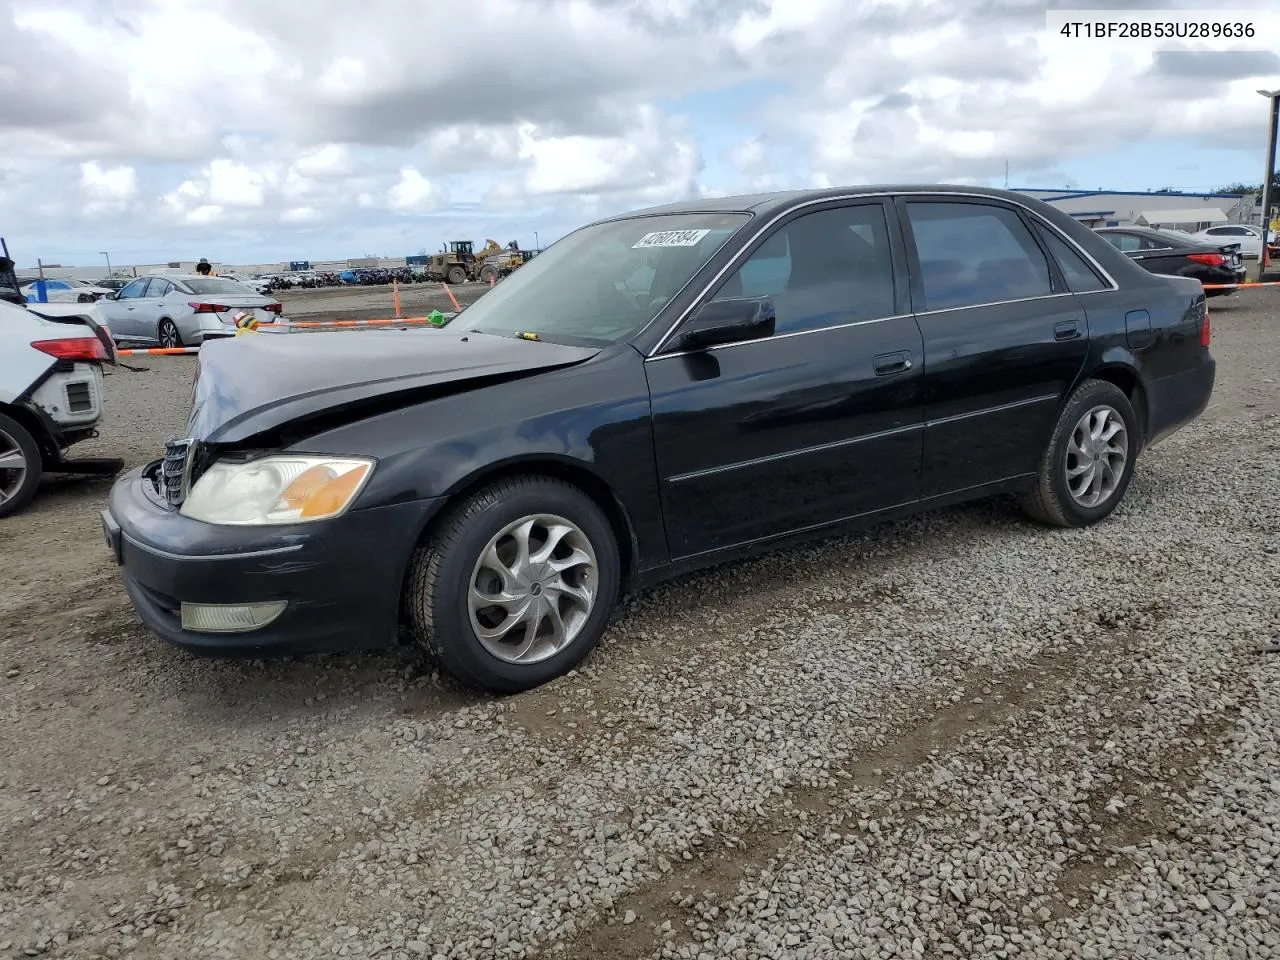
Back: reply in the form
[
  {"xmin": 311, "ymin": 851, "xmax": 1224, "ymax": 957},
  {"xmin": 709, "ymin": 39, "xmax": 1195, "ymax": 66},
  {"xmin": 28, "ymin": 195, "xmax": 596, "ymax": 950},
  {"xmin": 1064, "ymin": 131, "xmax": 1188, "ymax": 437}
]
[
  {"xmin": 479, "ymin": 265, "xmax": 498, "ymax": 284},
  {"xmin": 446, "ymin": 266, "xmax": 467, "ymax": 285},
  {"xmin": 0, "ymin": 413, "xmax": 43, "ymax": 519},
  {"xmin": 404, "ymin": 476, "xmax": 621, "ymax": 693},
  {"xmin": 1019, "ymin": 379, "xmax": 1138, "ymax": 528},
  {"xmin": 158, "ymin": 319, "xmax": 183, "ymax": 348}
]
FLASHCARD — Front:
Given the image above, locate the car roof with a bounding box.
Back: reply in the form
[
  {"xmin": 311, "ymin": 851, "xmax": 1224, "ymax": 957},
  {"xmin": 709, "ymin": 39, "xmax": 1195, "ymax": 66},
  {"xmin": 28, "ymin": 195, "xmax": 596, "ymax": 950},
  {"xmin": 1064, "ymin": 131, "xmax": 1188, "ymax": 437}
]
[
  {"xmin": 591, "ymin": 184, "xmax": 1062, "ymax": 223},
  {"xmin": 143, "ymin": 273, "xmax": 235, "ymax": 282}
]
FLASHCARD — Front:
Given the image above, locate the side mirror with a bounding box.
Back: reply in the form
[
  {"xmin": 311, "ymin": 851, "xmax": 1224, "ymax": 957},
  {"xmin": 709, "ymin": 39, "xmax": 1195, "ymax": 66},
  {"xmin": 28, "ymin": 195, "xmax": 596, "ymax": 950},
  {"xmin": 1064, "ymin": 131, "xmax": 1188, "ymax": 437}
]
[
  {"xmin": 105, "ymin": 291, "xmax": 118, "ymax": 300},
  {"xmin": 676, "ymin": 296, "xmax": 776, "ymax": 351}
]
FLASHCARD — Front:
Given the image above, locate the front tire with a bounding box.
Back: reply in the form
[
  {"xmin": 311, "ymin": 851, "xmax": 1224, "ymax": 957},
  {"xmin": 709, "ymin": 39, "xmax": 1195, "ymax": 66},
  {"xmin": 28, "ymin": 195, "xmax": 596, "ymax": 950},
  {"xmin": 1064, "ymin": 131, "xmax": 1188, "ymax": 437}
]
[
  {"xmin": 404, "ymin": 477, "xmax": 621, "ymax": 693},
  {"xmin": 1020, "ymin": 379, "xmax": 1138, "ymax": 528},
  {"xmin": 0, "ymin": 413, "xmax": 43, "ymax": 519}
]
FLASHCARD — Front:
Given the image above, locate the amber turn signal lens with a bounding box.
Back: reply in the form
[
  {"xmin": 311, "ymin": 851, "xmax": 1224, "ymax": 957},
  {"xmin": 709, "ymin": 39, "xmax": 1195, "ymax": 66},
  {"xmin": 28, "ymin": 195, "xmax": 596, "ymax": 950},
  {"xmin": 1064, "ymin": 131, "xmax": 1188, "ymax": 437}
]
[
  {"xmin": 299, "ymin": 465, "xmax": 371, "ymax": 519},
  {"xmin": 281, "ymin": 465, "xmax": 338, "ymax": 507}
]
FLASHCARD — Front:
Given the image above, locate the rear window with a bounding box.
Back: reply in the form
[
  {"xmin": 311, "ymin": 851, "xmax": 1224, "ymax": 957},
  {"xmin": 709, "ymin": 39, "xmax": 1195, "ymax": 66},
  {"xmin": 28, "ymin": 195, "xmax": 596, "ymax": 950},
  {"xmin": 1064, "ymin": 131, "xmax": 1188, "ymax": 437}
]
[{"xmin": 182, "ymin": 278, "xmax": 253, "ymax": 295}]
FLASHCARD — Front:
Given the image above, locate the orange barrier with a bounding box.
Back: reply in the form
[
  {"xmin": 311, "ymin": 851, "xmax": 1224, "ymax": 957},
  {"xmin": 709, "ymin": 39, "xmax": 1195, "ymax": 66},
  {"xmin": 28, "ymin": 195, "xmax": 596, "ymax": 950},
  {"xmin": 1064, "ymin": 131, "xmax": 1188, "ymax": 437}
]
[
  {"xmin": 258, "ymin": 316, "xmax": 443, "ymax": 328},
  {"xmin": 1202, "ymin": 281, "xmax": 1280, "ymax": 290},
  {"xmin": 392, "ymin": 278, "xmax": 401, "ymax": 318},
  {"xmin": 442, "ymin": 283, "xmax": 462, "ymax": 311},
  {"xmin": 116, "ymin": 346, "xmax": 200, "ymax": 356}
]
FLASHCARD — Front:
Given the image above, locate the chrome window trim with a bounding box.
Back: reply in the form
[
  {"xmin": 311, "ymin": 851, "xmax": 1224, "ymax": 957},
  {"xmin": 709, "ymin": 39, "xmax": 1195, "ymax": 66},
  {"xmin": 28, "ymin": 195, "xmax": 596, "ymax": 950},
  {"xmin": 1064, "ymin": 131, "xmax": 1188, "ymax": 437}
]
[{"xmin": 644, "ymin": 189, "xmax": 1121, "ymax": 358}]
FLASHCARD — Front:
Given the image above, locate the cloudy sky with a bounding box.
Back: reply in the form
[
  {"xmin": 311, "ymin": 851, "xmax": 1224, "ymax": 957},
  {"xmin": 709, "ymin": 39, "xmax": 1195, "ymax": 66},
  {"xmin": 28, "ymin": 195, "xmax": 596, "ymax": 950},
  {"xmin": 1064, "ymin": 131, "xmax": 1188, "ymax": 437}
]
[{"xmin": 3, "ymin": 0, "xmax": 1280, "ymax": 269}]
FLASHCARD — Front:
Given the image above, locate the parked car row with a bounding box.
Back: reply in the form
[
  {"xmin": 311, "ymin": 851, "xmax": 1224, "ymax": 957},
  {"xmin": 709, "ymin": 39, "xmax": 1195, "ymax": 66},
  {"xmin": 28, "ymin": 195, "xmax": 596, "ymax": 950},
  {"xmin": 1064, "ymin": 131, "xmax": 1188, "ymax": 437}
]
[
  {"xmin": 94, "ymin": 274, "xmax": 285, "ymax": 348},
  {"xmin": 18, "ymin": 277, "xmax": 116, "ymax": 304},
  {"xmin": 1093, "ymin": 225, "xmax": 1247, "ymax": 295}
]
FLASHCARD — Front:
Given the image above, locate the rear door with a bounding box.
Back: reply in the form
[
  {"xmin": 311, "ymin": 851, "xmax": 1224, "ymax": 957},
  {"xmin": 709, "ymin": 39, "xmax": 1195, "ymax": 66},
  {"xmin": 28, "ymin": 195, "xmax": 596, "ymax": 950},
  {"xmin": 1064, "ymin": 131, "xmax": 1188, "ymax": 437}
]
[
  {"xmin": 896, "ymin": 196, "xmax": 1091, "ymax": 498},
  {"xmin": 646, "ymin": 199, "xmax": 926, "ymax": 558}
]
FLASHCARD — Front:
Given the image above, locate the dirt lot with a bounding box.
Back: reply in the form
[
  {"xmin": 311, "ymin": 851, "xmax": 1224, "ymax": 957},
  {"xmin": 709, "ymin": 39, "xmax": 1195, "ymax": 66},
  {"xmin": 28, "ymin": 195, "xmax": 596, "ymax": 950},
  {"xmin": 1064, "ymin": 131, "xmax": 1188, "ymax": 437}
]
[
  {"xmin": 2, "ymin": 286, "xmax": 1279, "ymax": 959},
  {"xmin": 278, "ymin": 281, "xmax": 490, "ymax": 323}
]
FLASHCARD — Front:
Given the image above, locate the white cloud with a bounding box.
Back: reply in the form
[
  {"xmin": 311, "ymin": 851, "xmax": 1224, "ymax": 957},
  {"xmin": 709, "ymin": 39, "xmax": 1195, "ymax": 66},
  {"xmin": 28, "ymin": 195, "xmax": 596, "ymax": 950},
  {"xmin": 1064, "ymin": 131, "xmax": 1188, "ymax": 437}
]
[
  {"xmin": 3, "ymin": 0, "xmax": 1279, "ymax": 265},
  {"xmin": 79, "ymin": 161, "xmax": 137, "ymax": 216},
  {"xmin": 386, "ymin": 167, "xmax": 443, "ymax": 213}
]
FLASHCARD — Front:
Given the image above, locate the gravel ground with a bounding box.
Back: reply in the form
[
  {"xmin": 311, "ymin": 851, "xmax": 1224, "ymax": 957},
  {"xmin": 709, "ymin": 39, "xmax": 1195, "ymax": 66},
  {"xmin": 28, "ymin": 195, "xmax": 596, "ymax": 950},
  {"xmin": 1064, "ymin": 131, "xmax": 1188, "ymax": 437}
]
[
  {"xmin": 278, "ymin": 282, "xmax": 490, "ymax": 323},
  {"xmin": 0, "ymin": 288, "xmax": 1277, "ymax": 959}
]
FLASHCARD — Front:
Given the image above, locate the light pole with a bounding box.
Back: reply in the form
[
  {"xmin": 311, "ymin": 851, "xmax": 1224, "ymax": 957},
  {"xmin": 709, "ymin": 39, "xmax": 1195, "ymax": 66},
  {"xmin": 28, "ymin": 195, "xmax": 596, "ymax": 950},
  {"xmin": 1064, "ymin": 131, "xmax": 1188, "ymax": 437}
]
[
  {"xmin": 100, "ymin": 251, "xmax": 112, "ymax": 276},
  {"xmin": 534, "ymin": 231, "xmax": 540, "ymax": 252},
  {"xmin": 1257, "ymin": 89, "xmax": 1279, "ymax": 280}
]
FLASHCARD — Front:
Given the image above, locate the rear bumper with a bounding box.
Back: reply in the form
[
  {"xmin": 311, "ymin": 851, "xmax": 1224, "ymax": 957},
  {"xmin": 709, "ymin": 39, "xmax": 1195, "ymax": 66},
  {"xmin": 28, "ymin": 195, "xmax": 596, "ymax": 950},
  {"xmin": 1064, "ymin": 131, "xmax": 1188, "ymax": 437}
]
[
  {"xmin": 103, "ymin": 464, "xmax": 445, "ymax": 656},
  {"xmin": 1145, "ymin": 354, "xmax": 1216, "ymax": 447}
]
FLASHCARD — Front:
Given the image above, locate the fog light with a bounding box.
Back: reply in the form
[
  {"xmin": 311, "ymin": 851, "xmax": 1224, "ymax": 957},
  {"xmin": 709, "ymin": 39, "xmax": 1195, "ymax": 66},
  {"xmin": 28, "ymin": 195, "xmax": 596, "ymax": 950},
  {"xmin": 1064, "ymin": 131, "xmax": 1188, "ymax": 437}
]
[{"xmin": 180, "ymin": 600, "xmax": 287, "ymax": 633}]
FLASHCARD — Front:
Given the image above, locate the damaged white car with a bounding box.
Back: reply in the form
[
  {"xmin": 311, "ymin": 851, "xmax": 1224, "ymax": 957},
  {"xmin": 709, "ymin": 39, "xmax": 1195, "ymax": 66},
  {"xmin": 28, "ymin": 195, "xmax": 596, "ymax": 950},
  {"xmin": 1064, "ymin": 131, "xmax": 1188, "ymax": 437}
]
[{"xmin": 0, "ymin": 293, "xmax": 123, "ymax": 518}]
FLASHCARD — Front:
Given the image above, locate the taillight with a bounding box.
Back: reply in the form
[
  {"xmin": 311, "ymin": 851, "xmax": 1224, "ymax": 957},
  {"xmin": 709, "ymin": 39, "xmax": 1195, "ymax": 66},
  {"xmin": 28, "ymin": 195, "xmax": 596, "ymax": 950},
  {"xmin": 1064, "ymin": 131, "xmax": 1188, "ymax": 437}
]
[
  {"xmin": 1187, "ymin": 253, "xmax": 1225, "ymax": 267},
  {"xmin": 264, "ymin": 303, "xmax": 282, "ymax": 314},
  {"xmin": 189, "ymin": 302, "xmax": 229, "ymax": 313},
  {"xmin": 31, "ymin": 337, "xmax": 110, "ymax": 362},
  {"xmin": 1201, "ymin": 309, "xmax": 1211, "ymax": 347}
]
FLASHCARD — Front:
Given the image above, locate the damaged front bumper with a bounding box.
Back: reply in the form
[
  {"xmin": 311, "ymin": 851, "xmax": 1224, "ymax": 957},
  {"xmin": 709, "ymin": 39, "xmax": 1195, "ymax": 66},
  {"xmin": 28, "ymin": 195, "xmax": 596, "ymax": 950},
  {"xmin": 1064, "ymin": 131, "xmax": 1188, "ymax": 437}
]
[{"xmin": 103, "ymin": 462, "xmax": 445, "ymax": 657}]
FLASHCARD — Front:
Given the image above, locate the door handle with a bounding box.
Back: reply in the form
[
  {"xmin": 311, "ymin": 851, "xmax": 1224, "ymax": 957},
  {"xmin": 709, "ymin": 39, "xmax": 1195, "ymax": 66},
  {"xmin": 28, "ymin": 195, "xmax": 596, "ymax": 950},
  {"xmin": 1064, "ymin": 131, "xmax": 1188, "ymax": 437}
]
[
  {"xmin": 873, "ymin": 351, "xmax": 913, "ymax": 376},
  {"xmin": 1054, "ymin": 321, "xmax": 1080, "ymax": 341}
]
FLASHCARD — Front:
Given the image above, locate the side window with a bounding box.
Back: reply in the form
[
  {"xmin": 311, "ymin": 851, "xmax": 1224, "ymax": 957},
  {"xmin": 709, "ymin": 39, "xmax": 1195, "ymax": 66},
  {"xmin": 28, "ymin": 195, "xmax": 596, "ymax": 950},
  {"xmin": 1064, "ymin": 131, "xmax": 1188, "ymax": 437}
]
[
  {"xmin": 1103, "ymin": 233, "xmax": 1142, "ymax": 252},
  {"xmin": 905, "ymin": 201, "xmax": 1052, "ymax": 311},
  {"xmin": 1139, "ymin": 235, "xmax": 1171, "ymax": 250},
  {"xmin": 710, "ymin": 204, "xmax": 897, "ymax": 335},
  {"xmin": 148, "ymin": 279, "xmax": 172, "ymax": 297},
  {"xmin": 47, "ymin": 280, "xmax": 70, "ymax": 291},
  {"xmin": 1033, "ymin": 224, "xmax": 1108, "ymax": 293},
  {"xmin": 118, "ymin": 278, "xmax": 149, "ymax": 298}
]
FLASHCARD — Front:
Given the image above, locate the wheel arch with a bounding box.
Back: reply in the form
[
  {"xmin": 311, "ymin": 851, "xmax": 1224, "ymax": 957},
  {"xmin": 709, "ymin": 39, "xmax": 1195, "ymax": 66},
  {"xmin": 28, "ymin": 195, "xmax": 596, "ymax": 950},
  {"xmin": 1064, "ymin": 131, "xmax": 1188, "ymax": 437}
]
[
  {"xmin": 0, "ymin": 400, "xmax": 59, "ymax": 466},
  {"xmin": 410, "ymin": 455, "xmax": 641, "ymax": 595},
  {"xmin": 1086, "ymin": 363, "xmax": 1149, "ymax": 449}
]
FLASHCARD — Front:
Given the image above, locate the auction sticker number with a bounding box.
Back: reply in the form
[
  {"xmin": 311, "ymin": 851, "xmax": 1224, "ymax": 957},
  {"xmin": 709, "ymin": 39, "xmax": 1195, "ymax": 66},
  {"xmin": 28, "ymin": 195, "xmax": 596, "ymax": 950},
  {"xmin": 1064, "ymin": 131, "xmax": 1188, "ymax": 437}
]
[{"xmin": 632, "ymin": 229, "xmax": 710, "ymax": 248}]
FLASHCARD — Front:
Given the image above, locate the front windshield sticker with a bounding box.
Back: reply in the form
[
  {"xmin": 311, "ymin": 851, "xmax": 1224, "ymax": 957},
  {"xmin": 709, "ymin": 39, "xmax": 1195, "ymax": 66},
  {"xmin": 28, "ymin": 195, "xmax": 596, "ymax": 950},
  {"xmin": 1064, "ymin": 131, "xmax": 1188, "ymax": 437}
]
[{"xmin": 632, "ymin": 229, "xmax": 711, "ymax": 249}]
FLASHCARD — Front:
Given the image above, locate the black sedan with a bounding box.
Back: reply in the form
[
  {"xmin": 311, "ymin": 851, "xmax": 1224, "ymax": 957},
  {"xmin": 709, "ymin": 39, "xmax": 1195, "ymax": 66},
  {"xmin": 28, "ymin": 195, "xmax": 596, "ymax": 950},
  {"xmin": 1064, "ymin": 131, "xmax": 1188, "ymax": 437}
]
[
  {"xmin": 1093, "ymin": 226, "xmax": 1245, "ymax": 297},
  {"xmin": 102, "ymin": 185, "xmax": 1215, "ymax": 693}
]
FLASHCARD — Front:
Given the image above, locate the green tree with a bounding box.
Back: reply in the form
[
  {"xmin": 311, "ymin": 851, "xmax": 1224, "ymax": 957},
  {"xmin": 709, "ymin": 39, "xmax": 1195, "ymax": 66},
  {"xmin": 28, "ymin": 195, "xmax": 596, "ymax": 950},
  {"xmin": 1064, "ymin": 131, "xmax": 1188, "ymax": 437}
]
[{"xmin": 1213, "ymin": 174, "xmax": 1280, "ymax": 195}]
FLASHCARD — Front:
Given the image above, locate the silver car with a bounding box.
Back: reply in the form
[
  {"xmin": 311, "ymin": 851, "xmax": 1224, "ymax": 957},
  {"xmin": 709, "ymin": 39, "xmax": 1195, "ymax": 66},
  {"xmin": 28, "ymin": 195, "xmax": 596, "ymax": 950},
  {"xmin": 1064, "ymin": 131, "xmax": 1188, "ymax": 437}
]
[{"xmin": 98, "ymin": 274, "xmax": 284, "ymax": 347}]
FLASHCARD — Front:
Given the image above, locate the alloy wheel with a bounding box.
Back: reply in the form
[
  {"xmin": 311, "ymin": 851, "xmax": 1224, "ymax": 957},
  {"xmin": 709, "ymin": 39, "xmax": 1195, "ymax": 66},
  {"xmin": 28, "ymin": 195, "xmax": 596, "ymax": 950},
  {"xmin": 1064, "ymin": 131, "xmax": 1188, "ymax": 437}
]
[
  {"xmin": 467, "ymin": 513, "xmax": 599, "ymax": 664},
  {"xmin": 0, "ymin": 427, "xmax": 29, "ymax": 506},
  {"xmin": 1065, "ymin": 404, "xmax": 1128, "ymax": 508}
]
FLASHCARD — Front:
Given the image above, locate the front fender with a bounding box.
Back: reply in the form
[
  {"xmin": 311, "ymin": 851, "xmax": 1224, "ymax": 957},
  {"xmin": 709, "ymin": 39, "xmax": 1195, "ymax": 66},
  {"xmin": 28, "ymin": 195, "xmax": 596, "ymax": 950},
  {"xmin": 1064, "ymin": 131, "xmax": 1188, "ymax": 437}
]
[{"xmin": 279, "ymin": 346, "xmax": 670, "ymax": 572}]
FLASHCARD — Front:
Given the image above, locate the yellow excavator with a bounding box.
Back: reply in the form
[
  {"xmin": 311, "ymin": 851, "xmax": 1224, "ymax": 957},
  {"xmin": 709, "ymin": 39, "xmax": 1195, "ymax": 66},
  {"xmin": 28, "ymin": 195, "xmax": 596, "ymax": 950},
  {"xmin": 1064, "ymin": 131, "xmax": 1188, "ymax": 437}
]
[{"xmin": 475, "ymin": 239, "xmax": 527, "ymax": 283}]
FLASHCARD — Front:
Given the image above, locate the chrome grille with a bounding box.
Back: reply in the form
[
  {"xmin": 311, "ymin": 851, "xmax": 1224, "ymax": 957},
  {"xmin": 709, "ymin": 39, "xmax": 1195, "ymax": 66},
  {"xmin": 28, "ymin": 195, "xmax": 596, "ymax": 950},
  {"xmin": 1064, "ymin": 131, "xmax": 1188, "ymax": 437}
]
[{"xmin": 159, "ymin": 437, "xmax": 194, "ymax": 507}]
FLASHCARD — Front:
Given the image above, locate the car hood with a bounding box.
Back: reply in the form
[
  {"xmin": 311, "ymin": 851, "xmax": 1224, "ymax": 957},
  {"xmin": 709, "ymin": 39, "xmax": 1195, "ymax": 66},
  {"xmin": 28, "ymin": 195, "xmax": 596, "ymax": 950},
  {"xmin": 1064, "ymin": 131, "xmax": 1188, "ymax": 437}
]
[{"xmin": 186, "ymin": 327, "xmax": 600, "ymax": 444}]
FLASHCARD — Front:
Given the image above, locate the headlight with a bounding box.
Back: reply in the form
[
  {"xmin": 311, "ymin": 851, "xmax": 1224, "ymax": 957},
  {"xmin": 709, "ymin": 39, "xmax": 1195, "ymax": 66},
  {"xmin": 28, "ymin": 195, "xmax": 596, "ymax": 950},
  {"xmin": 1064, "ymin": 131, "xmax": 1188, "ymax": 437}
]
[{"xmin": 179, "ymin": 455, "xmax": 375, "ymax": 525}]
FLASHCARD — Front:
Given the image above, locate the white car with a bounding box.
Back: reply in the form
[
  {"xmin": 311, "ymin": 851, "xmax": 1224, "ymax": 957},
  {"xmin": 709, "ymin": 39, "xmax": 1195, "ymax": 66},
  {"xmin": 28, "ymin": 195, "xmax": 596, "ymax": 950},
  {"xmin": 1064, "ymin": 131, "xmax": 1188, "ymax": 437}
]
[
  {"xmin": 1191, "ymin": 224, "xmax": 1264, "ymax": 259},
  {"xmin": 97, "ymin": 274, "xmax": 285, "ymax": 347},
  {"xmin": 20, "ymin": 277, "xmax": 115, "ymax": 304},
  {"xmin": 0, "ymin": 299, "xmax": 120, "ymax": 517}
]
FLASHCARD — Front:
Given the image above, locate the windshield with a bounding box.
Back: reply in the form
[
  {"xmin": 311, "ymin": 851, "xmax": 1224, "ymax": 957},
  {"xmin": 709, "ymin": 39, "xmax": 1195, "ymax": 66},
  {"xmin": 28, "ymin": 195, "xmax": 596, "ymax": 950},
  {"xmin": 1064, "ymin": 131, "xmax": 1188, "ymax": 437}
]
[
  {"xmin": 182, "ymin": 277, "xmax": 255, "ymax": 295},
  {"xmin": 448, "ymin": 212, "xmax": 751, "ymax": 346}
]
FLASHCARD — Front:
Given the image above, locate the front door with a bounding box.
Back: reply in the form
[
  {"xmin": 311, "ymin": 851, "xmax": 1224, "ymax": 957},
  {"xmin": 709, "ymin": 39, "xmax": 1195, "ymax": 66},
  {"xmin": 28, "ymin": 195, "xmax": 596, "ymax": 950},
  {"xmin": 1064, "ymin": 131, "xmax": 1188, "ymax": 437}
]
[
  {"xmin": 645, "ymin": 199, "xmax": 926, "ymax": 559},
  {"xmin": 100, "ymin": 277, "xmax": 153, "ymax": 341},
  {"xmin": 895, "ymin": 197, "xmax": 1091, "ymax": 498}
]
